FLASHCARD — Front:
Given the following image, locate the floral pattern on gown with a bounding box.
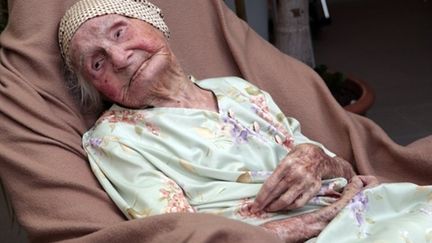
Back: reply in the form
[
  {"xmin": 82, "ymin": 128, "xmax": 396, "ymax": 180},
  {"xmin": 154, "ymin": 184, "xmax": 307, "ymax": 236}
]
[
  {"xmin": 314, "ymin": 183, "xmax": 432, "ymax": 243},
  {"xmin": 83, "ymin": 76, "xmax": 339, "ymax": 226},
  {"xmin": 84, "ymin": 77, "xmax": 432, "ymax": 240}
]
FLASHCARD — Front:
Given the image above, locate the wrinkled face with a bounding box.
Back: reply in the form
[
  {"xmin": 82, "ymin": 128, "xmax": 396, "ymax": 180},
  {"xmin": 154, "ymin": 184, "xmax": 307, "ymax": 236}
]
[{"xmin": 69, "ymin": 14, "xmax": 177, "ymax": 108}]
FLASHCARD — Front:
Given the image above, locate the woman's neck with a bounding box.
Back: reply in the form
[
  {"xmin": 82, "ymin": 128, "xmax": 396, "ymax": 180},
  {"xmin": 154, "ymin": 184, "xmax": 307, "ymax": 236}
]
[{"xmin": 149, "ymin": 76, "xmax": 219, "ymax": 113}]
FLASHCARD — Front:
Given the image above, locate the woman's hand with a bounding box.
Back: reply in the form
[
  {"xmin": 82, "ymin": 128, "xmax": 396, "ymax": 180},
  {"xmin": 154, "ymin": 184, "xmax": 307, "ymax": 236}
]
[
  {"xmin": 261, "ymin": 175, "xmax": 378, "ymax": 242},
  {"xmin": 251, "ymin": 144, "xmax": 356, "ymax": 213}
]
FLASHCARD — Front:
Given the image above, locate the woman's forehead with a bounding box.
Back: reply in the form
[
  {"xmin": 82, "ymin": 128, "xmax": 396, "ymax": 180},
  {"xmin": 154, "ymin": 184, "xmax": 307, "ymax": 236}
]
[
  {"xmin": 78, "ymin": 14, "xmax": 128, "ymax": 32},
  {"xmin": 71, "ymin": 14, "xmax": 128, "ymax": 51}
]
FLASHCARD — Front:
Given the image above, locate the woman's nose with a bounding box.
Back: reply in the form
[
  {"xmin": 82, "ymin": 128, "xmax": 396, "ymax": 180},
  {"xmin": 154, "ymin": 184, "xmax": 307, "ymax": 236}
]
[{"xmin": 108, "ymin": 45, "xmax": 132, "ymax": 71}]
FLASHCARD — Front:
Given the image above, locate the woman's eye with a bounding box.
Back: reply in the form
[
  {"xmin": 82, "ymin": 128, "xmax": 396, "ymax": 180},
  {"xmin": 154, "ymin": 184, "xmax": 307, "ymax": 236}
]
[
  {"xmin": 114, "ymin": 29, "xmax": 123, "ymax": 39},
  {"xmin": 93, "ymin": 58, "xmax": 104, "ymax": 71}
]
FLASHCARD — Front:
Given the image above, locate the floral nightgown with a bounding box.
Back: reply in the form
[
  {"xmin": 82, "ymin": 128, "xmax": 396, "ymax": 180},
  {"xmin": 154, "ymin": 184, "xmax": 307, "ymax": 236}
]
[{"xmin": 83, "ymin": 77, "xmax": 432, "ymax": 241}]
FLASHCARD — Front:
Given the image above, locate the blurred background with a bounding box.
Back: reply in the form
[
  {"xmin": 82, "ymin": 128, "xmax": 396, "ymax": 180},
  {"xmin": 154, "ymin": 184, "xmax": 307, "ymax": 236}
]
[
  {"xmin": 226, "ymin": 0, "xmax": 432, "ymax": 145},
  {"xmin": 1, "ymin": 0, "xmax": 431, "ymax": 242}
]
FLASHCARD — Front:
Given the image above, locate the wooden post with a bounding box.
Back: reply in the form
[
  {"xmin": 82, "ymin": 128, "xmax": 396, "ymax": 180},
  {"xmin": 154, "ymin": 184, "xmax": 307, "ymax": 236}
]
[
  {"xmin": 0, "ymin": 0, "xmax": 8, "ymax": 32},
  {"xmin": 235, "ymin": 0, "xmax": 247, "ymax": 21},
  {"xmin": 274, "ymin": 0, "xmax": 315, "ymax": 67}
]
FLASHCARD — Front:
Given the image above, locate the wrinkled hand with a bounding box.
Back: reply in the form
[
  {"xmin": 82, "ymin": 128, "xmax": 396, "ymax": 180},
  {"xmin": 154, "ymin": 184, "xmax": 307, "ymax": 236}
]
[
  {"xmin": 251, "ymin": 144, "xmax": 330, "ymax": 213},
  {"xmin": 261, "ymin": 175, "xmax": 379, "ymax": 242}
]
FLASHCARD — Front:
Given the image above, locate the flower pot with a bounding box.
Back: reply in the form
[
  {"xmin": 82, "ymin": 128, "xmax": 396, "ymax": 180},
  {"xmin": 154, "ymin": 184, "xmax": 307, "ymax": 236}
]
[
  {"xmin": 342, "ymin": 77, "xmax": 375, "ymax": 115},
  {"xmin": 314, "ymin": 65, "xmax": 375, "ymax": 115}
]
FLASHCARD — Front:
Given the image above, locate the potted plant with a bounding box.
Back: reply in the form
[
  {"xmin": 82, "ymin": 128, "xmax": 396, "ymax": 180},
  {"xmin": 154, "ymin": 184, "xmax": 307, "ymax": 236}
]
[{"xmin": 314, "ymin": 65, "xmax": 375, "ymax": 115}]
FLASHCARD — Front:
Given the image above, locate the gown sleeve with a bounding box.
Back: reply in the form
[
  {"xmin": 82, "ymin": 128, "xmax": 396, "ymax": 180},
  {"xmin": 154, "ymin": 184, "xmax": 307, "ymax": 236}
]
[
  {"xmin": 260, "ymin": 88, "xmax": 336, "ymax": 157},
  {"xmin": 262, "ymin": 88, "xmax": 336, "ymax": 157},
  {"xmin": 223, "ymin": 75, "xmax": 336, "ymax": 158},
  {"xmin": 83, "ymin": 130, "xmax": 195, "ymax": 220}
]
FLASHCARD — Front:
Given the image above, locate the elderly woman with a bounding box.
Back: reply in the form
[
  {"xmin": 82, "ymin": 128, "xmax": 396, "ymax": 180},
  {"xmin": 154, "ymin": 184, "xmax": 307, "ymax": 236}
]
[{"xmin": 58, "ymin": 0, "xmax": 432, "ymax": 242}]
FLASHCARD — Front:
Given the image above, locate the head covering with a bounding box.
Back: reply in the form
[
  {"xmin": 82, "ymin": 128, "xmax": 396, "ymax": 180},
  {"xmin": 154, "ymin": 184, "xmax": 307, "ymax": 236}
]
[{"xmin": 58, "ymin": 0, "xmax": 170, "ymax": 69}]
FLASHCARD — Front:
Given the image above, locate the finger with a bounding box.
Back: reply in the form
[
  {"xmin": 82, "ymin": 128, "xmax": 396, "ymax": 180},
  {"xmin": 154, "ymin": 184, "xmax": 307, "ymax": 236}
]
[
  {"xmin": 265, "ymin": 182, "xmax": 305, "ymax": 212},
  {"xmin": 284, "ymin": 181, "xmax": 321, "ymax": 210},
  {"xmin": 287, "ymin": 193, "xmax": 311, "ymax": 210},
  {"xmin": 343, "ymin": 176, "xmax": 364, "ymax": 197},
  {"xmin": 358, "ymin": 175, "xmax": 379, "ymax": 189},
  {"xmin": 307, "ymin": 181, "xmax": 364, "ymax": 224},
  {"xmin": 252, "ymin": 174, "xmax": 294, "ymax": 212},
  {"xmin": 252, "ymin": 163, "xmax": 294, "ymax": 210},
  {"xmin": 310, "ymin": 177, "xmax": 367, "ymax": 224}
]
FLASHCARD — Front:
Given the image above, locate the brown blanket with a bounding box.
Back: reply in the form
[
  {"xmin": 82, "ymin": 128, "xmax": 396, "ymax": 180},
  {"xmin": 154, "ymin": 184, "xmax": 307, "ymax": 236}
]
[{"xmin": 0, "ymin": 0, "xmax": 430, "ymax": 242}]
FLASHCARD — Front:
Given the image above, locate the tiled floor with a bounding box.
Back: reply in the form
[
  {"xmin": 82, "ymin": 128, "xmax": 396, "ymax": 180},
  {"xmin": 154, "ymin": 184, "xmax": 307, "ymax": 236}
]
[{"xmin": 314, "ymin": 0, "xmax": 432, "ymax": 145}]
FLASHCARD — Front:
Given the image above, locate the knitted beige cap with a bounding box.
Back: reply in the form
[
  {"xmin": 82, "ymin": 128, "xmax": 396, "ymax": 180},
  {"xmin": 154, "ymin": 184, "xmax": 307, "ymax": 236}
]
[{"xmin": 58, "ymin": 0, "xmax": 170, "ymax": 69}]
